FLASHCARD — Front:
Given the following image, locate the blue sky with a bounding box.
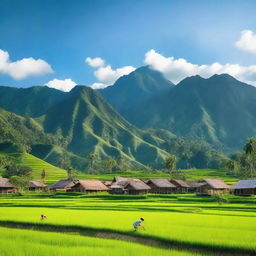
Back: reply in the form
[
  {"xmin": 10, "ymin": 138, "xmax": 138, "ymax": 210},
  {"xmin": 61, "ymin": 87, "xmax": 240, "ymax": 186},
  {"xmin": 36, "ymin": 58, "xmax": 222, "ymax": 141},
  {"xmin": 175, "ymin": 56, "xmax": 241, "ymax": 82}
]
[{"xmin": 1, "ymin": 0, "xmax": 256, "ymax": 90}]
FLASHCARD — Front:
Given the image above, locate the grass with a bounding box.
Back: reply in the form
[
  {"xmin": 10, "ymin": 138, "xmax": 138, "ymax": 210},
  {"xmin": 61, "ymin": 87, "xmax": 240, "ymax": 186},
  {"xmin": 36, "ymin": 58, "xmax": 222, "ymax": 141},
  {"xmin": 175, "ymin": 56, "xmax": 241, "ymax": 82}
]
[
  {"xmin": 0, "ymin": 153, "xmax": 67, "ymax": 183},
  {"xmin": 0, "ymin": 152, "xmax": 238, "ymax": 185},
  {"xmin": 0, "ymin": 227, "xmax": 200, "ymax": 256},
  {"xmin": 74, "ymin": 168, "xmax": 238, "ymax": 184},
  {"xmin": 0, "ymin": 193, "xmax": 256, "ymax": 254}
]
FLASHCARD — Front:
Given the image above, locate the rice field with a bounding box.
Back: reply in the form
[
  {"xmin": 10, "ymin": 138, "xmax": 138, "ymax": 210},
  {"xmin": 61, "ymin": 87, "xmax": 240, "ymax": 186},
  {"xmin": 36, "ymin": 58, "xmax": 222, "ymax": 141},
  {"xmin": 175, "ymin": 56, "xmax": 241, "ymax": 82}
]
[
  {"xmin": 0, "ymin": 227, "xmax": 200, "ymax": 256},
  {"xmin": 0, "ymin": 193, "xmax": 256, "ymax": 255}
]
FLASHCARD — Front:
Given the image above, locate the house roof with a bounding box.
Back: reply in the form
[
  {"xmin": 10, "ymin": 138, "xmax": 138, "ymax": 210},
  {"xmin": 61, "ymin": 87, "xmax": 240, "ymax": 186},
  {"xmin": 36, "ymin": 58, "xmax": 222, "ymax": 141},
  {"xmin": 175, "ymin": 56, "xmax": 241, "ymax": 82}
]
[
  {"xmin": 125, "ymin": 180, "xmax": 150, "ymax": 190},
  {"xmin": 29, "ymin": 181, "xmax": 46, "ymax": 188},
  {"xmin": 0, "ymin": 178, "xmax": 14, "ymax": 188},
  {"xmin": 201, "ymin": 178, "xmax": 229, "ymax": 189},
  {"xmin": 232, "ymin": 179, "xmax": 256, "ymax": 189},
  {"xmin": 170, "ymin": 179, "xmax": 189, "ymax": 188},
  {"xmin": 50, "ymin": 179, "xmax": 77, "ymax": 189},
  {"xmin": 147, "ymin": 179, "xmax": 176, "ymax": 188},
  {"xmin": 102, "ymin": 181, "xmax": 112, "ymax": 186},
  {"xmin": 187, "ymin": 181, "xmax": 206, "ymax": 188},
  {"xmin": 112, "ymin": 177, "xmax": 140, "ymax": 187},
  {"xmin": 77, "ymin": 180, "xmax": 109, "ymax": 191},
  {"xmin": 110, "ymin": 184, "xmax": 123, "ymax": 189}
]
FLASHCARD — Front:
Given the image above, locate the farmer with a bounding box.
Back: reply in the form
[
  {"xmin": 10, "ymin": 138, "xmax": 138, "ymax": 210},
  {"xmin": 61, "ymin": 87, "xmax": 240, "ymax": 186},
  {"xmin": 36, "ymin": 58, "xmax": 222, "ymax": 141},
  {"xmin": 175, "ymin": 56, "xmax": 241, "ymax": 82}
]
[
  {"xmin": 40, "ymin": 214, "xmax": 47, "ymax": 221},
  {"xmin": 133, "ymin": 217, "xmax": 145, "ymax": 231}
]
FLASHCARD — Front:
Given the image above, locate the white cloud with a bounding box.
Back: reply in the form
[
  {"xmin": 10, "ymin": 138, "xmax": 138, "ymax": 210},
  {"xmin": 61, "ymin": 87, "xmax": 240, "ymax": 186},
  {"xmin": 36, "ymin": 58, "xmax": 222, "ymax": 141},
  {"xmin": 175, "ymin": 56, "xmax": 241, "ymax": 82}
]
[
  {"xmin": 235, "ymin": 30, "xmax": 256, "ymax": 54},
  {"xmin": 86, "ymin": 56, "xmax": 135, "ymax": 88},
  {"xmin": 0, "ymin": 49, "xmax": 53, "ymax": 80},
  {"xmin": 85, "ymin": 57, "xmax": 105, "ymax": 68},
  {"xmin": 144, "ymin": 49, "xmax": 256, "ymax": 85},
  {"xmin": 90, "ymin": 82, "xmax": 109, "ymax": 89},
  {"xmin": 45, "ymin": 78, "xmax": 77, "ymax": 92},
  {"xmin": 94, "ymin": 65, "xmax": 135, "ymax": 85}
]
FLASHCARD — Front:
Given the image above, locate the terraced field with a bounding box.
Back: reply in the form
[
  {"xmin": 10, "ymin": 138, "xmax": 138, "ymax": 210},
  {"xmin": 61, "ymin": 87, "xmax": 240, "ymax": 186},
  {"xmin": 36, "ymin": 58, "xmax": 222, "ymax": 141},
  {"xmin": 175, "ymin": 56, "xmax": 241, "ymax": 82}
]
[
  {"xmin": 0, "ymin": 193, "xmax": 255, "ymax": 255},
  {"xmin": 0, "ymin": 153, "xmax": 67, "ymax": 183}
]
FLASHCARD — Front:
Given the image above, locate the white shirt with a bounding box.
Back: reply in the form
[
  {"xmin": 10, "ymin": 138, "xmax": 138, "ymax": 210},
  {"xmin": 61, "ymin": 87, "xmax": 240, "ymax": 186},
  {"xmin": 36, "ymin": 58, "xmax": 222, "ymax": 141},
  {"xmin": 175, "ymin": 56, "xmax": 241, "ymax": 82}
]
[{"xmin": 133, "ymin": 220, "xmax": 142, "ymax": 227}]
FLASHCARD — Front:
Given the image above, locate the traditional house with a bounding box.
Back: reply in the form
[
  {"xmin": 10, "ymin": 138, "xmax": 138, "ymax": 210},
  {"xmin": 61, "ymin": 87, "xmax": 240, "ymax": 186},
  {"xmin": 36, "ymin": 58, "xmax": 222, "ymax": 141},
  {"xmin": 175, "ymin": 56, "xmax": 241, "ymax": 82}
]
[
  {"xmin": 102, "ymin": 181, "xmax": 113, "ymax": 187},
  {"xmin": 187, "ymin": 181, "xmax": 205, "ymax": 193},
  {"xmin": 110, "ymin": 177, "xmax": 137, "ymax": 194},
  {"xmin": 0, "ymin": 178, "xmax": 17, "ymax": 193},
  {"xmin": 196, "ymin": 178, "xmax": 229, "ymax": 195},
  {"xmin": 170, "ymin": 179, "xmax": 189, "ymax": 193},
  {"xmin": 232, "ymin": 179, "xmax": 256, "ymax": 196},
  {"xmin": 124, "ymin": 180, "xmax": 150, "ymax": 195},
  {"xmin": 49, "ymin": 179, "xmax": 77, "ymax": 192},
  {"xmin": 71, "ymin": 179, "xmax": 109, "ymax": 193},
  {"xmin": 146, "ymin": 179, "xmax": 176, "ymax": 194},
  {"xmin": 29, "ymin": 181, "xmax": 47, "ymax": 191},
  {"xmin": 109, "ymin": 184, "xmax": 124, "ymax": 194}
]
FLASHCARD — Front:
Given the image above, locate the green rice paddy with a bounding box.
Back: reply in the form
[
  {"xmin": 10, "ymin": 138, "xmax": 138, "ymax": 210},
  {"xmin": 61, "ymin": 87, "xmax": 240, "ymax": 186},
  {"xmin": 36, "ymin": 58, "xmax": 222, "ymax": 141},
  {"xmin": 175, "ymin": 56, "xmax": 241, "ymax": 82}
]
[{"xmin": 1, "ymin": 193, "xmax": 255, "ymax": 255}]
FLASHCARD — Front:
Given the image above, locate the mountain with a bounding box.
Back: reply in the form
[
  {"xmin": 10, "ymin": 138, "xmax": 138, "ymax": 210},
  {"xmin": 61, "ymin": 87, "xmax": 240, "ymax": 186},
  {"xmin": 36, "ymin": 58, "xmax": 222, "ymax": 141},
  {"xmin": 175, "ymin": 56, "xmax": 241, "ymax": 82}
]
[
  {"xmin": 0, "ymin": 85, "xmax": 66, "ymax": 117},
  {"xmin": 100, "ymin": 66, "xmax": 174, "ymax": 120},
  {"xmin": 0, "ymin": 84, "xmax": 227, "ymax": 171},
  {"xmin": 36, "ymin": 86, "xmax": 174, "ymax": 170},
  {"xmin": 0, "ymin": 108, "xmax": 57, "ymax": 149},
  {"xmin": 109, "ymin": 72, "xmax": 256, "ymax": 152}
]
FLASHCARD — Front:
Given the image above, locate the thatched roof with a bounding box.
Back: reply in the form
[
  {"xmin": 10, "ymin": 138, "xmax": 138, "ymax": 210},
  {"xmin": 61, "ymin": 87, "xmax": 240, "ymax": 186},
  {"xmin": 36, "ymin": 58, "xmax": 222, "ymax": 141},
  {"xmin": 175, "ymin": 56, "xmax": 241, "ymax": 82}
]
[
  {"xmin": 201, "ymin": 178, "xmax": 229, "ymax": 189},
  {"xmin": 232, "ymin": 179, "xmax": 256, "ymax": 189},
  {"xmin": 112, "ymin": 177, "xmax": 140, "ymax": 187},
  {"xmin": 170, "ymin": 179, "xmax": 189, "ymax": 188},
  {"xmin": 147, "ymin": 179, "xmax": 176, "ymax": 188},
  {"xmin": 102, "ymin": 181, "xmax": 112, "ymax": 187},
  {"xmin": 125, "ymin": 180, "xmax": 150, "ymax": 190},
  {"xmin": 187, "ymin": 181, "xmax": 206, "ymax": 188},
  {"xmin": 110, "ymin": 184, "xmax": 123, "ymax": 189},
  {"xmin": 50, "ymin": 179, "xmax": 77, "ymax": 189},
  {"xmin": 29, "ymin": 181, "xmax": 46, "ymax": 188},
  {"xmin": 0, "ymin": 178, "xmax": 14, "ymax": 188},
  {"xmin": 76, "ymin": 180, "xmax": 109, "ymax": 191}
]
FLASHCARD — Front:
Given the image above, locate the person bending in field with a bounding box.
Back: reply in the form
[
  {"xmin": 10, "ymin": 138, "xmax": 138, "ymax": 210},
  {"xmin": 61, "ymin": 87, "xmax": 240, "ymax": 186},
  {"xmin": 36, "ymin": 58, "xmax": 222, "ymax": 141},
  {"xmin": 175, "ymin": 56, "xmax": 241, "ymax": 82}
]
[
  {"xmin": 40, "ymin": 214, "xmax": 47, "ymax": 221},
  {"xmin": 133, "ymin": 217, "xmax": 145, "ymax": 231}
]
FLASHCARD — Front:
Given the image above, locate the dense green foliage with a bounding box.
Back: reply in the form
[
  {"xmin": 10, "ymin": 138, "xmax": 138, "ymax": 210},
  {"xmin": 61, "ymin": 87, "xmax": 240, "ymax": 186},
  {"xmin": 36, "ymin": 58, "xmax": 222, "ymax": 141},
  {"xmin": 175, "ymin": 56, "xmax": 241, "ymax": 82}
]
[{"xmin": 229, "ymin": 137, "xmax": 256, "ymax": 178}]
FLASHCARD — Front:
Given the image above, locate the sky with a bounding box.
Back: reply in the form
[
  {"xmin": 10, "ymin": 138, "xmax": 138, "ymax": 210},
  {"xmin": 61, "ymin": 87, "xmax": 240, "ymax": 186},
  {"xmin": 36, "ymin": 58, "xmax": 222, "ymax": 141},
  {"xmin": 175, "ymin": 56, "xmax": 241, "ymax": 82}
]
[{"xmin": 1, "ymin": 0, "xmax": 256, "ymax": 91}]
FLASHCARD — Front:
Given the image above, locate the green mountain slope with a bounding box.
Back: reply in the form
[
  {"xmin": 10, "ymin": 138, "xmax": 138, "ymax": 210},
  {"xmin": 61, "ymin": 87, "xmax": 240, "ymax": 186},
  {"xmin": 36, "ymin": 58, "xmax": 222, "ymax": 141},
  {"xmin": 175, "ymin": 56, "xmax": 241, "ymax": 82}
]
[
  {"xmin": 0, "ymin": 84, "xmax": 227, "ymax": 171},
  {"xmin": 101, "ymin": 70, "xmax": 256, "ymax": 152},
  {"xmin": 140, "ymin": 74, "xmax": 256, "ymax": 151},
  {"xmin": 38, "ymin": 86, "xmax": 173, "ymax": 169},
  {"xmin": 100, "ymin": 66, "xmax": 174, "ymax": 119},
  {"xmin": 0, "ymin": 153, "xmax": 68, "ymax": 183},
  {"xmin": 0, "ymin": 108, "xmax": 59, "ymax": 148},
  {"xmin": 0, "ymin": 86, "xmax": 66, "ymax": 117}
]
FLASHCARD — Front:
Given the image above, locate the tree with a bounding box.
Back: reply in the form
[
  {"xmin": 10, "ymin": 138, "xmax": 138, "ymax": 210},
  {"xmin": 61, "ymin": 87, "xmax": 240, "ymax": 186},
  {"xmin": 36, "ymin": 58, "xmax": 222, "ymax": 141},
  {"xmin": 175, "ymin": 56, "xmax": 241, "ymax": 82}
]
[
  {"xmin": 58, "ymin": 154, "xmax": 71, "ymax": 170},
  {"xmin": 243, "ymin": 138, "xmax": 256, "ymax": 178},
  {"xmin": 104, "ymin": 158, "xmax": 117, "ymax": 174},
  {"xmin": 41, "ymin": 169, "xmax": 46, "ymax": 181},
  {"xmin": 2, "ymin": 164, "xmax": 32, "ymax": 179},
  {"xmin": 88, "ymin": 153, "xmax": 97, "ymax": 173},
  {"xmin": 165, "ymin": 155, "xmax": 178, "ymax": 177},
  {"xmin": 10, "ymin": 175, "xmax": 30, "ymax": 193},
  {"xmin": 226, "ymin": 160, "xmax": 237, "ymax": 176},
  {"xmin": 67, "ymin": 167, "xmax": 75, "ymax": 180}
]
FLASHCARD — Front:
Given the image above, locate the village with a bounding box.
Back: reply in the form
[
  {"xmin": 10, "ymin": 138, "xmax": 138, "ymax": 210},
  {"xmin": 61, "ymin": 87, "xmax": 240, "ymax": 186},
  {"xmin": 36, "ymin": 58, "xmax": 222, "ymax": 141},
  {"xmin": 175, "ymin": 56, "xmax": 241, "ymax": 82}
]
[{"xmin": 0, "ymin": 176, "xmax": 256, "ymax": 196}]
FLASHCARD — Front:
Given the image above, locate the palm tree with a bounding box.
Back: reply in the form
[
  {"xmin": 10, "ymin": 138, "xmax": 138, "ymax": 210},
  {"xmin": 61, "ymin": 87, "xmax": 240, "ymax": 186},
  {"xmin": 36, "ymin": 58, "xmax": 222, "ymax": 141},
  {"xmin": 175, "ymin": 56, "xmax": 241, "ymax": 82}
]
[
  {"xmin": 88, "ymin": 153, "xmax": 97, "ymax": 173},
  {"xmin": 165, "ymin": 155, "xmax": 178, "ymax": 177},
  {"xmin": 244, "ymin": 138, "xmax": 256, "ymax": 177}
]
